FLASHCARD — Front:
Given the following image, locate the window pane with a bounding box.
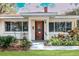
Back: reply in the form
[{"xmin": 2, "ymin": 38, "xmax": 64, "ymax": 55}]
[
  {"xmin": 23, "ymin": 22, "xmax": 28, "ymax": 31},
  {"xmin": 5, "ymin": 22, "xmax": 10, "ymax": 31},
  {"xmin": 55, "ymin": 22, "xmax": 59, "ymax": 32},
  {"xmin": 55, "ymin": 22, "xmax": 65, "ymax": 32},
  {"xmin": 11, "ymin": 22, "xmax": 22, "ymax": 31},
  {"xmin": 66, "ymin": 22, "xmax": 72, "ymax": 32},
  {"xmin": 77, "ymin": 20, "xmax": 79, "ymax": 29},
  {"xmin": 59, "ymin": 22, "xmax": 65, "ymax": 32},
  {"xmin": 49, "ymin": 22, "xmax": 54, "ymax": 32}
]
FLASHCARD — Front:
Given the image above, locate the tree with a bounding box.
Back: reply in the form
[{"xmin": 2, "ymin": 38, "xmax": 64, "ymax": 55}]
[
  {"xmin": 65, "ymin": 3, "xmax": 79, "ymax": 15},
  {"xmin": 70, "ymin": 3, "xmax": 79, "ymax": 15},
  {"xmin": 0, "ymin": 3, "xmax": 15, "ymax": 14}
]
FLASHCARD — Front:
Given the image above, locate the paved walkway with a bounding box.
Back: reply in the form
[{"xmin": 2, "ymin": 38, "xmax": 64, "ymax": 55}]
[
  {"xmin": 30, "ymin": 42, "xmax": 79, "ymax": 50},
  {"xmin": 30, "ymin": 46, "xmax": 79, "ymax": 50}
]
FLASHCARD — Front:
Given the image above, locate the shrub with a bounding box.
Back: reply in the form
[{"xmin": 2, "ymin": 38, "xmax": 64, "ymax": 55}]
[
  {"xmin": 73, "ymin": 40, "xmax": 79, "ymax": 46},
  {"xmin": 63, "ymin": 40, "xmax": 75, "ymax": 46},
  {"xmin": 47, "ymin": 28, "xmax": 79, "ymax": 46},
  {"xmin": 58, "ymin": 32, "xmax": 65, "ymax": 40},
  {"xmin": 48, "ymin": 37, "xmax": 79, "ymax": 46},
  {"xmin": 0, "ymin": 36, "xmax": 15, "ymax": 49},
  {"xmin": 48, "ymin": 38, "xmax": 63, "ymax": 46},
  {"xmin": 21, "ymin": 38, "xmax": 32, "ymax": 50}
]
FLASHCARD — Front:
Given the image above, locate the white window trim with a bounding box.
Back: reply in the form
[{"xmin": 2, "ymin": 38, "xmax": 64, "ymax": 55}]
[
  {"xmin": 49, "ymin": 21, "xmax": 72, "ymax": 32},
  {"xmin": 4, "ymin": 21, "xmax": 28, "ymax": 33}
]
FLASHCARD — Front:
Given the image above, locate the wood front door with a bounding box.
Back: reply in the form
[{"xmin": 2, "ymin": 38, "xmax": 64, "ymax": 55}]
[{"xmin": 35, "ymin": 21, "xmax": 44, "ymax": 40}]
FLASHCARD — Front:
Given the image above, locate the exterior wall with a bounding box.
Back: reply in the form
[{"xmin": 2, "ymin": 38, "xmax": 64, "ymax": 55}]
[
  {"xmin": 0, "ymin": 19, "xmax": 4, "ymax": 36},
  {"xmin": 0, "ymin": 16, "xmax": 49, "ymax": 41},
  {"xmin": 49, "ymin": 18, "xmax": 77, "ymax": 39},
  {"xmin": 0, "ymin": 16, "xmax": 78, "ymax": 41},
  {"xmin": 0, "ymin": 18, "xmax": 29, "ymax": 40},
  {"xmin": 31, "ymin": 20, "xmax": 35, "ymax": 40}
]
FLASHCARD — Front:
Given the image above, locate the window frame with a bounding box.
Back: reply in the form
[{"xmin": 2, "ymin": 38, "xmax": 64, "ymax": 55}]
[
  {"xmin": 49, "ymin": 21, "xmax": 72, "ymax": 32},
  {"xmin": 5, "ymin": 21, "xmax": 28, "ymax": 32},
  {"xmin": 65, "ymin": 22, "xmax": 72, "ymax": 32},
  {"xmin": 49, "ymin": 22, "xmax": 54, "ymax": 32}
]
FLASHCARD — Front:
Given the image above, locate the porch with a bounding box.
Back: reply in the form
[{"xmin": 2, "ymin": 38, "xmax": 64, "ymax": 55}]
[{"xmin": 0, "ymin": 13, "xmax": 78, "ymax": 41}]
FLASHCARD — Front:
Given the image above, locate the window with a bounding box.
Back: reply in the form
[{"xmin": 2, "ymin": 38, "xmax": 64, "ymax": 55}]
[
  {"xmin": 49, "ymin": 22, "xmax": 72, "ymax": 32},
  {"xmin": 59, "ymin": 22, "xmax": 65, "ymax": 32},
  {"xmin": 55, "ymin": 22, "xmax": 65, "ymax": 32},
  {"xmin": 23, "ymin": 22, "xmax": 28, "ymax": 31},
  {"xmin": 5, "ymin": 22, "xmax": 11, "ymax": 31},
  {"xmin": 5, "ymin": 21, "xmax": 28, "ymax": 31},
  {"xmin": 66, "ymin": 22, "xmax": 72, "ymax": 32},
  {"xmin": 77, "ymin": 20, "xmax": 79, "ymax": 29},
  {"xmin": 55, "ymin": 22, "xmax": 59, "ymax": 32},
  {"xmin": 11, "ymin": 22, "xmax": 22, "ymax": 31},
  {"xmin": 49, "ymin": 22, "xmax": 54, "ymax": 32}
]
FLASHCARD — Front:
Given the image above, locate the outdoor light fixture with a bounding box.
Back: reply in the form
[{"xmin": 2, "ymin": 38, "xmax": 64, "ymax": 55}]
[{"xmin": 32, "ymin": 26, "xmax": 34, "ymax": 30}]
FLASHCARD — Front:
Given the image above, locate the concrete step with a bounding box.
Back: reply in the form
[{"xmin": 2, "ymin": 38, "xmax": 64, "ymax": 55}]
[{"xmin": 30, "ymin": 42, "xmax": 45, "ymax": 49}]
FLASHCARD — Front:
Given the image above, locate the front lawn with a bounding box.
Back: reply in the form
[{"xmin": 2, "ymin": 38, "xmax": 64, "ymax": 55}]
[{"xmin": 0, "ymin": 50, "xmax": 79, "ymax": 56}]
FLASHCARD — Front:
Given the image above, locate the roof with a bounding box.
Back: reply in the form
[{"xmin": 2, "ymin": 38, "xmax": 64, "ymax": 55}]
[
  {"xmin": 52, "ymin": 15, "xmax": 79, "ymax": 19},
  {"xmin": 0, "ymin": 14, "xmax": 24, "ymax": 19},
  {"xmin": 20, "ymin": 12, "xmax": 57, "ymax": 16},
  {"xmin": 20, "ymin": 12, "xmax": 79, "ymax": 19},
  {"xmin": 0, "ymin": 13, "xmax": 79, "ymax": 19}
]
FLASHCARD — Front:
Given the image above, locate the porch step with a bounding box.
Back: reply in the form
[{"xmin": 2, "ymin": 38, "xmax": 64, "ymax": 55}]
[{"xmin": 30, "ymin": 42, "xmax": 45, "ymax": 49}]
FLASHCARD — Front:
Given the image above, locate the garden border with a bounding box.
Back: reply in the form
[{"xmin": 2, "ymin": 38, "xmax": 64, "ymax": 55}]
[{"xmin": 30, "ymin": 46, "xmax": 79, "ymax": 50}]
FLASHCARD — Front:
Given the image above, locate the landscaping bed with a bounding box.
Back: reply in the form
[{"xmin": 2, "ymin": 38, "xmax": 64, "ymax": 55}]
[
  {"xmin": 46, "ymin": 28, "xmax": 79, "ymax": 46},
  {"xmin": 0, "ymin": 36, "xmax": 32, "ymax": 51}
]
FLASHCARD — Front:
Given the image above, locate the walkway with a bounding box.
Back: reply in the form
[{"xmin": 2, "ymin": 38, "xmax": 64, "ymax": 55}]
[{"xmin": 30, "ymin": 42, "xmax": 79, "ymax": 50}]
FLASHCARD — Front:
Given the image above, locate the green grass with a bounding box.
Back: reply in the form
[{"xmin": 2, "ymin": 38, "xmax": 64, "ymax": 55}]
[{"xmin": 0, "ymin": 50, "xmax": 79, "ymax": 56}]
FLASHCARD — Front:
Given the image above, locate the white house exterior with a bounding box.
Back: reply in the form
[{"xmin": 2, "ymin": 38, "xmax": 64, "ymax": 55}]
[{"xmin": 0, "ymin": 12, "xmax": 79, "ymax": 41}]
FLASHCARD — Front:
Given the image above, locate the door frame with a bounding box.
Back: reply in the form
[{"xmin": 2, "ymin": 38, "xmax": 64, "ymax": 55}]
[{"xmin": 35, "ymin": 21, "xmax": 44, "ymax": 40}]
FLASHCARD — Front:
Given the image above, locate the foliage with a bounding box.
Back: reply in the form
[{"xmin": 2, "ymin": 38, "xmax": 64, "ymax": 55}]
[
  {"xmin": 63, "ymin": 40, "xmax": 75, "ymax": 46},
  {"xmin": 58, "ymin": 32, "xmax": 65, "ymax": 40},
  {"xmin": 0, "ymin": 3, "xmax": 15, "ymax": 14},
  {"xmin": 65, "ymin": 8, "xmax": 79, "ymax": 15},
  {"xmin": 0, "ymin": 36, "xmax": 15, "ymax": 48},
  {"xmin": 47, "ymin": 28, "xmax": 79, "ymax": 46},
  {"xmin": 68, "ymin": 28, "xmax": 79, "ymax": 40},
  {"xmin": 48, "ymin": 38, "xmax": 63, "ymax": 46},
  {"xmin": 47, "ymin": 37, "xmax": 79, "ymax": 46},
  {"xmin": 20, "ymin": 38, "xmax": 32, "ymax": 49}
]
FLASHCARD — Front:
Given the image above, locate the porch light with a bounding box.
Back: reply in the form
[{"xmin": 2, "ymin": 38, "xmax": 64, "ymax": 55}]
[{"xmin": 32, "ymin": 26, "xmax": 34, "ymax": 29}]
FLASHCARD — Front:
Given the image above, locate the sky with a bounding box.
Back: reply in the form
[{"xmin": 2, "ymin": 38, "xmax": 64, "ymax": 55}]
[{"xmin": 16, "ymin": 3, "xmax": 79, "ymax": 14}]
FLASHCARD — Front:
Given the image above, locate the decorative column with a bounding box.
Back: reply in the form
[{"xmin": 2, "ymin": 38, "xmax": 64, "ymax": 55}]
[
  {"xmin": 46, "ymin": 18, "xmax": 49, "ymax": 40},
  {"xmin": 28, "ymin": 19, "xmax": 31, "ymax": 41}
]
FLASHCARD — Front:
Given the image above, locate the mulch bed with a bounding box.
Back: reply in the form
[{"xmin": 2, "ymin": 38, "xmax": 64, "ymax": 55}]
[{"xmin": 0, "ymin": 46, "xmax": 30, "ymax": 51}]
